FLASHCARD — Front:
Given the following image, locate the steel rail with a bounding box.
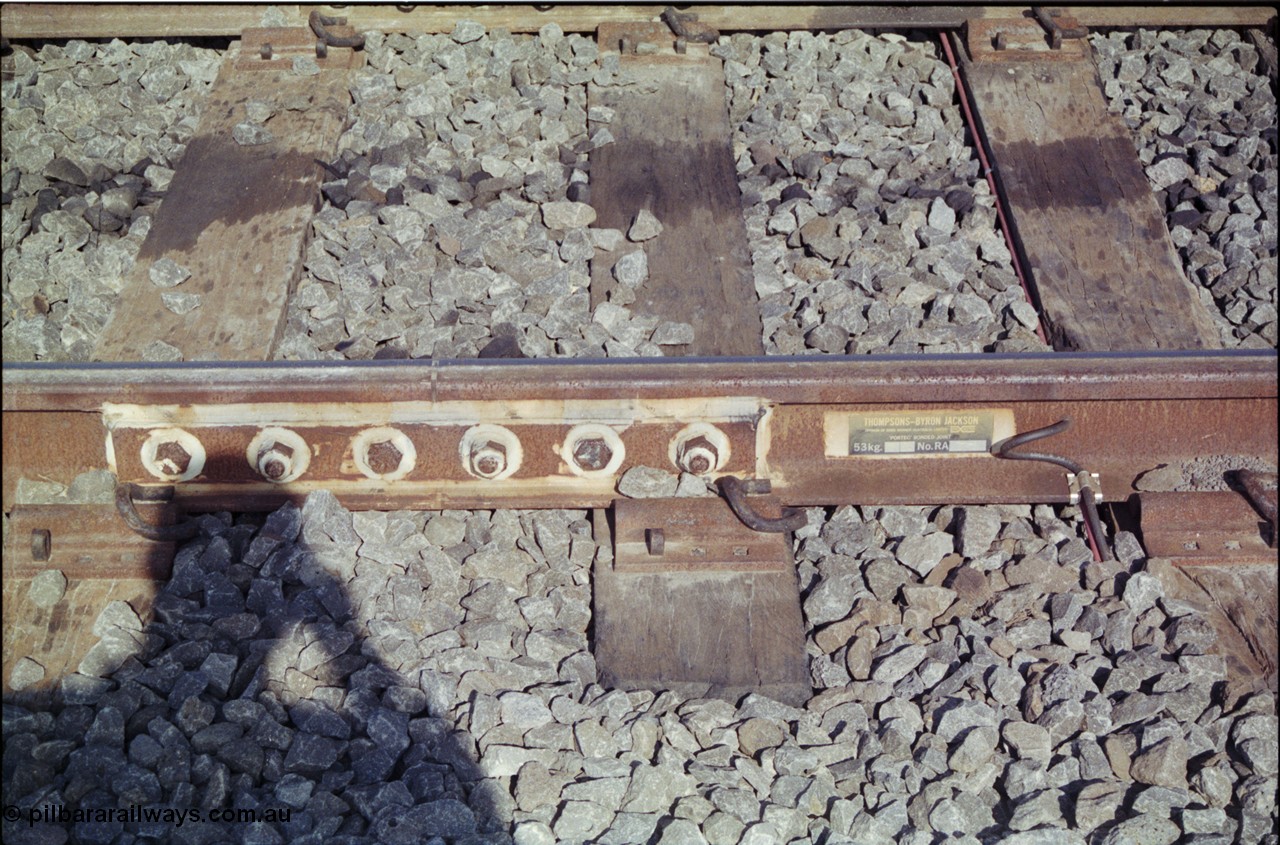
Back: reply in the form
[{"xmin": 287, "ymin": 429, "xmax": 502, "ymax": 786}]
[
  {"xmin": 3, "ymin": 351, "xmax": 1274, "ymax": 411},
  {"xmin": 940, "ymin": 30, "xmax": 1049, "ymax": 346},
  {"xmin": 3, "ymin": 351, "xmax": 1275, "ymax": 514},
  {"xmin": 2, "ymin": 4, "xmax": 1274, "ymax": 39}
]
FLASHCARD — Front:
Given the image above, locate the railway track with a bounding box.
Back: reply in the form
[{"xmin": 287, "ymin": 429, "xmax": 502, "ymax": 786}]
[{"xmin": 2, "ymin": 5, "xmax": 1278, "ymax": 844}]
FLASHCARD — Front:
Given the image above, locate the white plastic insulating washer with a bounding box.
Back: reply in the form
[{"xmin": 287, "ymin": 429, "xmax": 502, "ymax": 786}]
[{"xmin": 140, "ymin": 427, "xmax": 206, "ymax": 483}]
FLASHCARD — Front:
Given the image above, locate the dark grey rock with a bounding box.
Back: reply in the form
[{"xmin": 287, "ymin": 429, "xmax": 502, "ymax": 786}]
[{"xmin": 283, "ymin": 734, "xmax": 342, "ymax": 774}]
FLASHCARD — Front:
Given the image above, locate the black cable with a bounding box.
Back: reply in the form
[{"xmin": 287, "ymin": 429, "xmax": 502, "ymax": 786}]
[
  {"xmin": 992, "ymin": 418, "xmax": 1111, "ymax": 561},
  {"xmin": 115, "ymin": 483, "xmax": 200, "ymax": 542},
  {"xmin": 717, "ymin": 477, "xmax": 807, "ymax": 533}
]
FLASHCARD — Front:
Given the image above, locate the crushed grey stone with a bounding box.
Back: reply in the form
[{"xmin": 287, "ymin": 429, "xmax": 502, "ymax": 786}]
[
  {"xmin": 161, "ymin": 291, "xmax": 201, "ymax": 315},
  {"xmin": 1099, "ymin": 814, "xmax": 1182, "ymax": 845},
  {"xmin": 628, "ymin": 208, "xmax": 664, "ymax": 242},
  {"xmin": 651, "ymin": 320, "xmax": 695, "ymax": 346},
  {"xmin": 452, "ymin": 20, "xmax": 487, "ymax": 44},
  {"xmin": 542, "ymin": 201, "xmax": 597, "ymax": 230},
  {"xmin": 617, "ymin": 466, "xmax": 679, "ymax": 498},
  {"xmin": 140, "ymin": 339, "xmax": 183, "ymax": 361},
  {"xmin": 1093, "ymin": 28, "xmax": 1277, "ymax": 349},
  {"xmin": 290, "ymin": 56, "xmax": 320, "ymax": 76},
  {"xmin": 231, "ymin": 122, "xmax": 275, "ymax": 146},
  {"xmin": 612, "ymin": 250, "xmax": 649, "ymax": 288},
  {"xmin": 9, "ymin": 656, "xmax": 46, "ymax": 690},
  {"xmin": 148, "ymin": 257, "xmax": 191, "ymax": 288},
  {"xmin": 27, "ymin": 568, "xmax": 68, "ymax": 608},
  {"xmin": 895, "ymin": 531, "xmax": 954, "ymax": 576}
]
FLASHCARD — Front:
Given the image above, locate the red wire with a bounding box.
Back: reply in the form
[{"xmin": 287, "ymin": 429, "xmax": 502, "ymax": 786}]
[
  {"xmin": 1083, "ymin": 501, "xmax": 1104, "ymax": 562},
  {"xmin": 939, "ymin": 31, "xmax": 1050, "ymax": 347}
]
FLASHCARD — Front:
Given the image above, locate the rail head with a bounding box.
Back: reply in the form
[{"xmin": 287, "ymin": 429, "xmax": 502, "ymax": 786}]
[
  {"xmin": 3, "ymin": 350, "xmax": 1276, "ymax": 412},
  {"xmin": 2, "ymin": 4, "xmax": 1274, "ymax": 39}
]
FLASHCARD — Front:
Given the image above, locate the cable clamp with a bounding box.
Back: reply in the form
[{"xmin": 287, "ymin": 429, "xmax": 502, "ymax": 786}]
[{"xmin": 1067, "ymin": 471, "xmax": 1102, "ymax": 505}]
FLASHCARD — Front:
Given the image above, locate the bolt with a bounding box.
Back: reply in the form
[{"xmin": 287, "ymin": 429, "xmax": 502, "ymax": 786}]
[
  {"xmin": 470, "ymin": 441, "xmax": 508, "ymax": 479},
  {"xmin": 260, "ymin": 42, "xmax": 273, "ymax": 60},
  {"xmin": 31, "ymin": 529, "xmax": 51, "ymax": 562},
  {"xmin": 367, "ymin": 440, "xmax": 405, "ymax": 476},
  {"xmin": 155, "ymin": 441, "xmax": 192, "ymax": 476},
  {"xmin": 572, "ymin": 437, "xmax": 613, "ymax": 472},
  {"xmin": 257, "ymin": 441, "xmax": 295, "ymax": 481},
  {"xmin": 677, "ymin": 435, "xmax": 719, "ymax": 475}
]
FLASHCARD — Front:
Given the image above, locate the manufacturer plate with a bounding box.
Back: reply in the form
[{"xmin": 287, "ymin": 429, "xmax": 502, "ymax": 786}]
[{"xmin": 825, "ymin": 409, "xmax": 1015, "ymax": 458}]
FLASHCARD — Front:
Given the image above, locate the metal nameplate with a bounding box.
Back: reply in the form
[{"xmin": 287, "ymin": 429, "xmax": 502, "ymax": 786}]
[{"xmin": 825, "ymin": 409, "xmax": 1015, "ymax": 458}]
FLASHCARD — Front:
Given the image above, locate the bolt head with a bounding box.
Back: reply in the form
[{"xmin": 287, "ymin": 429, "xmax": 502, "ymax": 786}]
[
  {"xmin": 155, "ymin": 441, "xmax": 192, "ymax": 476},
  {"xmin": 367, "ymin": 440, "xmax": 405, "ymax": 476},
  {"xmin": 572, "ymin": 437, "xmax": 613, "ymax": 472}
]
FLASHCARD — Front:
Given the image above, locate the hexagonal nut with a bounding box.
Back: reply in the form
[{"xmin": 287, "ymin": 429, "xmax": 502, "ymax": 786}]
[
  {"xmin": 351, "ymin": 427, "xmax": 415, "ymax": 481},
  {"xmin": 470, "ymin": 440, "xmax": 508, "ymax": 479},
  {"xmin": 572, "ymin": 437, "xmax": 614, "ymax": 472},
  {"xmin": 256, "ymin": 442, "xmax": 296, "ymax": 481},
  {"xmin": 247, "ymin": 427, "xmax": 310, "ymax": 484},
  {"xmin": 561, "ymin": 423, "xmax": 624, "ymax": 478},
  {"xmin": 677, "ymin": 435, "xmax": 719, "ymax": 475},
  {"xmin": 142, "ymin": 428, "xmax": 206, "ymax": 483},
  {"xmin": 154, "ymin": 441, "xmax": 192, "ymax": 476},
  {"xmin": 367, "ymin": 439, "xmax": 406, "ymax": 476}
]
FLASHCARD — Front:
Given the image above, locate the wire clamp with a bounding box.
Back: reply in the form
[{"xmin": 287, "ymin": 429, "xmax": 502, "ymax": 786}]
[{"xmin": 1067, "ymin": 471, "xmax": 1102, "ymax": 505}]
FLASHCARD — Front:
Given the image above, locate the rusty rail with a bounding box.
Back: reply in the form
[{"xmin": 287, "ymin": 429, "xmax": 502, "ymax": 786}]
[
  {"xmin": 1, "ymin": 5, "xmax": 1273, "ymax": 39},
  {"xmin": 3, "ymin": 352, "xmax": 1275, "ymax": 512},
  {"xmin": 3, "ymin": 351, "xmax": 1273, "ymax": 409}
]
